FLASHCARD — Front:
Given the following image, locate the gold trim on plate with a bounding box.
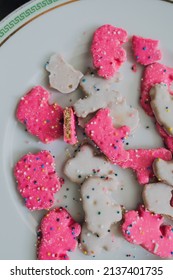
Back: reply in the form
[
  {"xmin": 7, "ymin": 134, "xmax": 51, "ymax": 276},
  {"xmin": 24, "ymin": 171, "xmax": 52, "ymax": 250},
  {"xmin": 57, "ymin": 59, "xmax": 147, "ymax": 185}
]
[{"xmin": 0, "ymin": 0, "xmax": 79, "ymax": 47}]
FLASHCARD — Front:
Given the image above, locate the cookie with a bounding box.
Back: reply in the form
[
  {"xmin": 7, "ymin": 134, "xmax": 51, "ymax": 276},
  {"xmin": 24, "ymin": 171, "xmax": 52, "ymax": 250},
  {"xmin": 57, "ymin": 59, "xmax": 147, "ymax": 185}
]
[
  {"xmin": 122, "ymin": 205, "xmax": 173, "ymax": 258},
  {"xmin": 132, "ymin": 35, "xmax": 162, "ymax": 65},
  {"xmin": 63, "ymin": 107, "xmax": 78, "ymax": 145},
  {"xmin": 80, "ymin": 69, "xmax": 117, "ymax": 95},
  {"xmin": 64, "ymin": 144, "xmax": 113, "ymax": 184},
  {"xmin": 14, "ymin": 151, "xmax": 62, "ymax": 210},
  {"xmin": 85, "ymin": 108, "xmax": 130, "ymax": 164},
  {"xmin": 140, "ymin": 63, "xmax": 173, "ymax": 116},
  {"xmin": 150, "ymin": 84, "xmax": 173, "ymax": 136},
  {"xmin": 46, "ymin": 54, "xmax": 83, "ymax": 93},
  {"xmin": 108, "ymin": 97, "xmax": 139, "ymax": 133},
  {"xmin": 16, "ymin": 86, "xmax": 63, "ymax": 143},
  {"xmin": 80, "ymin": 222, "xmax": 121, "ymax": 256},
  {"xmin": 77, "ymin": 69, "xmax": 139, "ymax": 131},
  {"xmin": 81, "ymin": 176, "xmax": 122, "ymax": 237},
  {"xmin": 91, "ymin": 24, "xmax": 128, "ymax": 79},
  {"xmin": 143, "ymin": 183, "xmax": 173, "ymax": 218},
  {"xmin": 156, "ymin": 122, "xmax": 173, "ymax": 153},
  {"xmin": 37, "ymin": 207, "xmax": 81, "ymax": 260},
  {"xmin": 77, "ymin": 100, "xmax": 139, "ymax": 132},
  {"xmin": 118, "ymin": 148, "xmax": 172, "ymax": 184},
  {"xmin": 73, "ymin": 87, "xmax": 121, "ymax": 118},
  {"xmin": 153, "ymin": 158, "xmax": 173, "ymax": 186}
]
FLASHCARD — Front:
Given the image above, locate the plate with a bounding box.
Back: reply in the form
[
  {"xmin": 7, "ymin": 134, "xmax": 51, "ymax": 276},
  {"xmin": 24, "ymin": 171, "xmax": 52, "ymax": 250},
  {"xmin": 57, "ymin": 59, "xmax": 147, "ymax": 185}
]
[{"xmin": 1, "ymin": 0, "xmax": 173, "ymax": 260}]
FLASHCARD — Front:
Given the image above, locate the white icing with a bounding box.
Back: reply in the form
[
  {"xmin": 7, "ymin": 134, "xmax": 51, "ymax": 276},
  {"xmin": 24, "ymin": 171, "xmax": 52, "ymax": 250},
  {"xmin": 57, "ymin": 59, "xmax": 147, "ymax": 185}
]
[
  {"xmin": 73, "ymin": 89, "xmax": 121, "ymax": 118},
  {"xmin": 153, "ymin": 159, "xmax": 173, "ymax": 187},
  {"xmin": 81, "ymin": 176, "xmax": 122, "ymax": 237},
  {"xmin": 64, "ymin": 144, "xmax": 113, "ymax": 184},
  {"xmin": 74, "ymin": 70, "xmax": 139, "ymax": 131},
  {"xmin": 150, "ymin": 83, "xmax": 173, "ymax": 136},
  {"xmin": 143, "ymin": 182, "xmax": 173, "ymax": 218},
  {"xmin": 109, "ymin": 98, "xmax": 139, "ymax": 132},
  {"xmin": 80, "ymin": 69, "xmax": 119, "ymax": 95},
  {"xmin": 46, "ymin": 54, "xmax": 83, "ymax": 93},
  {"xmin": 80, "ymin": 222, "xmax": 122, "ymax": 256}
]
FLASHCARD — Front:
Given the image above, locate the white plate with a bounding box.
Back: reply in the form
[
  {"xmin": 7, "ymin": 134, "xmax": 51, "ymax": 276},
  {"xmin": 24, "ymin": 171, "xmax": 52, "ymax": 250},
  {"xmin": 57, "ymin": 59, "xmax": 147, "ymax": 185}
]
[{"xmin": 1, "ymin": 0, "xmax": 173, "ymax": 260}]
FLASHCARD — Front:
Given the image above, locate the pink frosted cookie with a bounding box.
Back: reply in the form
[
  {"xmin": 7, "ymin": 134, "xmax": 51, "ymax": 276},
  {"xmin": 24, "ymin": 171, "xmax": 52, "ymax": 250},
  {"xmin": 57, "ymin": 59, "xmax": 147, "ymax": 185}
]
[
  {"xmin": 118, "ymin": 148, "xmax": 172, "ymax": 184},
  {"xmin": 85, "ymin": 108, "xmax": 130, "ymax": 164},
  {"xmin": 16, "ymin": 86, "xmax": 63, "ymax": 143},
  {"xmin": 132, "ymin": 35, "xmax": 162, "ymax": 65},
  {"xmin": 122, "ymin": 205, "xmax": 173, "ymax": 258},
  {"xmin": 156, "ymin": 123, "xmax": 173, "ymax": 153},
  {"xmin": 63, "ymin": 107, "xmax": 78, "ymax": 145},
  {"xmin": 141, "ymin": 63, "xmax": 173, "ymax": 116},
  {"xmin": 14, "ymin": 151, "xmax": 62, "ymax": 210},
  {"xmin": 91, "ymin": 24, "xmax": 128, "ymax": 79},
  {"xmin": 37, "ymin": 207, "xmax": 81, "ymax": 260}
]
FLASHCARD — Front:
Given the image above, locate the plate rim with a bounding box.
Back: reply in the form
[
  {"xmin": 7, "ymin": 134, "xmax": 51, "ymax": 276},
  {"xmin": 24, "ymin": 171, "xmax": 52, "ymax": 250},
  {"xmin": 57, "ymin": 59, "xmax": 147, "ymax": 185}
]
[{"xmin": 0, "ymin": 0, "xmax": 79, "ymax": 46}]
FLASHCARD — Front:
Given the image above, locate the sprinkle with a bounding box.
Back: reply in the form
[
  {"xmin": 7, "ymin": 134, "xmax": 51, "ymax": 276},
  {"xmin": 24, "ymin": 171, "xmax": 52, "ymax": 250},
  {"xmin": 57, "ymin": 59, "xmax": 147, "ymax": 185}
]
[{"xmin": 131, "ymin": 64, "xmax": 137, "ymax": 72}]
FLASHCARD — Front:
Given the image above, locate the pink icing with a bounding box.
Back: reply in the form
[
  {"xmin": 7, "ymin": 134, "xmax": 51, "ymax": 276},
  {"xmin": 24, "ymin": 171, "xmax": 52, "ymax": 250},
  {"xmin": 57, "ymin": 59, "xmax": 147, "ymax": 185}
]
[
  {"xmin": 141, "ymin": 63, "xmax": 173, "ymax": 116},
  {"xmin": 63, "ymin": 107, "xmax": 78, "ymax": 145},
  {"xmin": 122, "ymin": 205, "xmax": 173, "ymax": 258},
  {"xmin": 16, "ymin": 86, "xmax": 63, "ymax": 143},
  {"xmin": 14, "ymin": 151, "xmax": 62, "ymax": 210},
  {"xmin": 37, "ymin": 207, "xmax": 81, "ymax": 260},
  {"xmin": 118, "ymin": 148, "xmax": 172, "ymax": 184},
  {"xmin": 91, "ymin": 24, "xmax": 128, "ymax": 79},
  {"xmin": 85, "ymin": 108, "xmax": 130, "ymax": 163},
  {"xmin": 132, "ymin": 35, "xmax": 161, "ymax": 66},
  {"xmin": 156, "ymin": 122, "xmax": 173, "ymax": 153}
]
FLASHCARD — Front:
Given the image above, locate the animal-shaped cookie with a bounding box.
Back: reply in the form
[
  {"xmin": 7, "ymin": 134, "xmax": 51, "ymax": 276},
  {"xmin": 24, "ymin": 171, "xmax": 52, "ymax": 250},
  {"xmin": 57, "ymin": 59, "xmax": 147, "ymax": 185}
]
[
  {"xmin": 46, "ymin": 54, "xmax": 83, "ymax": 93},
  {"xmin": 118, "ymin": 148, "xmax": 172, "ymax": 184},
  {"xmin": 75, "ymin": 69, "xmax": 139, "ymax": 131},
  {"xmin": 132, "ymin": 35, "xmax": 162, "ymax": 65},
  {"xmin": 80, "ymin": 69, "xmax": 117, "ymax": 95},
  {"xmin": 140, "ymin": 62, "xmax": 173, "ymax": 116},
  {"xmin": 143, "ymin": 183, "xmax": 173, "ymax": 218},
  {"xmin": 91, "ymin": 24, "xmax": 128, "ymax": 79},
  {"xmin": 16, "ymin": 86, "xmax": 63, "ymax": 143},
  {"xmin": 150, "ymin": 84, "xmax": 173, "ymax": 136},
  {"xmin": 37, "ymin": 207, "xmax": 81, "ymax": 260},
  {"xmin": 63, "ymin": 107, "xmax": 78, "ymax": 145},
  {"xmin": 64, "ymin": 144, "xmax": 113, "ymax": 184},
  {"xmin": 153, "ymin": 158, "xmax": 173, "ymax": 186},
  {"xmin": 80, "ymin": 222, "xmax": 121, "ymax": 256},
  {"xmin": 14, "ymin": 151, "xmax": 62, "ymax": 210},
  {"xmin": 81, "ymin": 176, "xmax": 122, "ymax": 237},
  {"xmin": 108, "ymin": 98, "xmax": 139, "ymax": 133},
  {"xmin": 85, "ymin": 108, "xmax": 130, "ymax": 164},
  {"xmin": 122, "ymin": 205, "xmax": 173, "ymax": 258},
  {"xmin": 73, "ymin": 88, "xmax": 121, "ymax": 118}
]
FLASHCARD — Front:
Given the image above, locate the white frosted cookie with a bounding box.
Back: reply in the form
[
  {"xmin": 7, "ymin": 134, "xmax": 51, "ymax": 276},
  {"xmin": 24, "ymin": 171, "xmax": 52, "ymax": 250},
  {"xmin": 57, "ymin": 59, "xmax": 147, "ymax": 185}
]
[
  {"xmin": 46, "ymin": 54, "xmax": 83, "ymax": 93},
  {"xmin": 74, "ymin": 69, "xmax": 139, "ymax": 131},
  {"xmin": 80, "ymin": 69, "xmax": 120, "ymax": 95},
  {"xmin": 153, "ymin": 158, "xmax": 173, "ymax": 187},
  {"xmin": 108, "ymin": 98, "xmax": 139, "ymax": 132},
  {"xmin": 73, "ymin": 88, "xmax": 121, "ymax": 118},
  {"xmin": 64, "ymin": 144, "xmax": 113, "ymax": 184},
  {"xmin": 78, "ymin": 99, "xmax": 139, "ymax": 132},
  {"xmin": 143, "ymin": 182, "xmax": 173, "ymax": 218},
  {"xmin": 150, "ymin": 83, "xmax": 173, "ymax": 136},
  {"xmin": 81, "ymin": 176, "xmax": 122, "ymax": 237},
  {"xmin": 80, "ymin": 222, "xmax": 122, "ymax": 256}
]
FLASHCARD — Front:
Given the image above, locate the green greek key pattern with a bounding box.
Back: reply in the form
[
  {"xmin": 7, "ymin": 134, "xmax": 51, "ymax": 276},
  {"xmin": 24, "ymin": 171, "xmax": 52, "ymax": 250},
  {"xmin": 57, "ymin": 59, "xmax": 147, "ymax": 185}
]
[{"xmin": 0, "ymin": 0, "xmax": 60, "ymax": 38}]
